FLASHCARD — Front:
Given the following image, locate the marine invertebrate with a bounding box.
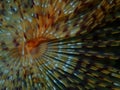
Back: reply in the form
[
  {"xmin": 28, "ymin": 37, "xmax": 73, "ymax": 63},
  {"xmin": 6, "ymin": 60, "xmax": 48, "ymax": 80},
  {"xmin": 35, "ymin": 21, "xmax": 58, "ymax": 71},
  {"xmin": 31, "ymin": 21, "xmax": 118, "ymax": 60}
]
[{"xmin": 0, "ymin": 0, "xmax": 120, "ymax": 89}]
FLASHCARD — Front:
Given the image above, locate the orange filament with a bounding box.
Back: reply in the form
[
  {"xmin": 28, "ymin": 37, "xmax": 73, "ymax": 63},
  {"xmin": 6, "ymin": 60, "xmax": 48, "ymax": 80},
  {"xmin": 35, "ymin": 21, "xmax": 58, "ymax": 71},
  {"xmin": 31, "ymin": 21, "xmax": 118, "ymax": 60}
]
[{"xmin": 25, "ymin": 37, "xmax": 48, "ymax": 52}]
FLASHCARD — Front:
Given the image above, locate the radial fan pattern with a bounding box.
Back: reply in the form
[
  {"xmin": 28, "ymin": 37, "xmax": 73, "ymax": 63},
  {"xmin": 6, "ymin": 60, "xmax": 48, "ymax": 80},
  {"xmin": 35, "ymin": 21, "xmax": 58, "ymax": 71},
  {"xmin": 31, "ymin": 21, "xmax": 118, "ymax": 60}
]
[{"xmin": 0, "ymin": 0, "xmax": 120, "ymax": 90}]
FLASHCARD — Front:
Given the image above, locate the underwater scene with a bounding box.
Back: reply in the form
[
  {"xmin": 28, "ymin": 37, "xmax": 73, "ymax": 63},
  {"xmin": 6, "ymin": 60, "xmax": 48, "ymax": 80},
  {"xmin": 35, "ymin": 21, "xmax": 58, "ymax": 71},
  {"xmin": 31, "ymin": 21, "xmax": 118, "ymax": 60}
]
[{"xmin": 0, "ymin": 0, "xmax": 120, "ymax": 90}]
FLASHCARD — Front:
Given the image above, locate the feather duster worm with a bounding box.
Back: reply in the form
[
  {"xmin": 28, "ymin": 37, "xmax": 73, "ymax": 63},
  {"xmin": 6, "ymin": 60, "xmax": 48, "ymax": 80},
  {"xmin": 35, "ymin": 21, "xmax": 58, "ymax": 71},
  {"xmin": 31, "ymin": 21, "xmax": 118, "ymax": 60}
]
[{"xmin": 0, "ymin": 0, "xmax": 120, "ymax": 90}]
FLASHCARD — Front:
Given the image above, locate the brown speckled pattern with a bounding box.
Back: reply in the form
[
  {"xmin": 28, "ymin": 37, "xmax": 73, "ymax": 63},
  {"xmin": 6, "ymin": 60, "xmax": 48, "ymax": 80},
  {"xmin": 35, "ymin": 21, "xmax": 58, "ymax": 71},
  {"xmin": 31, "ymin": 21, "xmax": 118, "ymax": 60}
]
[{"xmin": 0, "ymin": 0, "xmax": 120, "ymax": 90}]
